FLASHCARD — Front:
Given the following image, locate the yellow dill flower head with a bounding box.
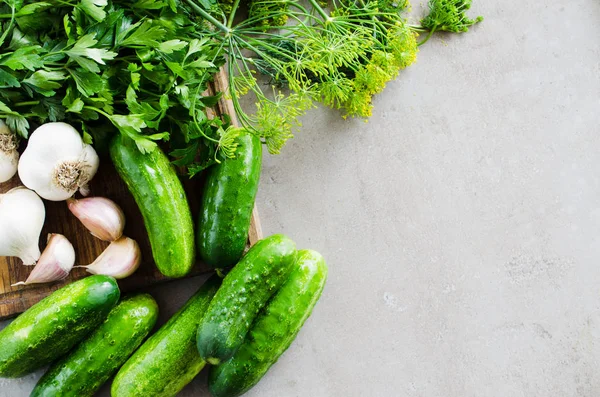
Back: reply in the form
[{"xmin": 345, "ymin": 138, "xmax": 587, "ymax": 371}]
[{"xmin": 344, "ymin": 90, "xmax": 374, "ymax": 119}]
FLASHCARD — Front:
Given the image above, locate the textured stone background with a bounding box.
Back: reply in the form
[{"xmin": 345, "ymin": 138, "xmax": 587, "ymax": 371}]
[{"xmin": 3, "ymin": 0, "xmax": 600, "ymax": 395}]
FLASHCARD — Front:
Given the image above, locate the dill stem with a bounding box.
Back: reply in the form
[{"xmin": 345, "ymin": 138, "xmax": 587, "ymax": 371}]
[
  {"xmin": 185, "ymin": 0, "xmax": 231, "ymax": 34},
  {"xmin": 418, "ymin": 27, "xmax": 436, "ymax": 46},
  {"xmin": 305, "ymin": 0, "xmax": 329, "ymax": 20},
  {"xmin": 227, "ymin": 0, "xmax": 242, "ymax": 28}
]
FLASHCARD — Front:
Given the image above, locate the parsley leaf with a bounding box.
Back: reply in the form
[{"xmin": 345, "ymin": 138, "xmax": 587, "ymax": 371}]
[{"xmin": 66, "ymin": 33, "xmax": 117, "ymax": 65}]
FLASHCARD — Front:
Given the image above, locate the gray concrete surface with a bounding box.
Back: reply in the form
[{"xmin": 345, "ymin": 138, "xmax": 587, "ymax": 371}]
[{"xmin": 3, "ymin": 0, "xmax": 600, "ymax": 395}]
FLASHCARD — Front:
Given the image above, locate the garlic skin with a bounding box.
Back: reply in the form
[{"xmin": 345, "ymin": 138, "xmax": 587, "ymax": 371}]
[
  {"xmin": 0, "ymin": 187, "xmax": 45, "ymax": 265},
  {"xmin": 67, "ymin": 197, "xmax": 125, "ymax": 241},
  {"xmin": 77, "ymin": 236, "xmax": 141, "ymax": 279},
  {"xmin": 18, "ymin": 122, "xmax": 99, "ymax": 201},
  {"xmin": 0, "ymin": 120, "xmax": 19, "ymax": 183},
  {"xmin": 12, "ymin": 234, "xmax": 75, "ymax": 286}
]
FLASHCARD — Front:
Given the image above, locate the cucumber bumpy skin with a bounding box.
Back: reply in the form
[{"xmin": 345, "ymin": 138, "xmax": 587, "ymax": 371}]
[
  {"xmin": 198, "ymin": 131, "xmax": 262, "ymax": 269},
  {"xmin": 209, "ymin": 250, "xmax": 328, "ymax": 397},
  {"xmin": 0, "ymin": 275, "xmax": 120, "ymax": 378},
  {"xmin": 197, "ymin": 234, "xmax": 297, "ymax": 364},
  {"xmin": 110, "ymin": 135, "xmax": 195, "ymax": 278},
  {"xmin": 31, "ymin": 294, "xmax": 158, "ymax": 397},
  {"xmin": 111, "ymin": 276, "xmax": 221, "ymax": 397}
]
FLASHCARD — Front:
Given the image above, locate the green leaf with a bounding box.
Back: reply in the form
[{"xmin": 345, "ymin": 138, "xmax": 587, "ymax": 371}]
[
  {"xmin": 165, "ymin": 61, "xmax": 190, "ymax": 79},
  {"xmin": 66, "ymin": 33, "xmax": 117, "ymax": 65},
  {"xmin": 1, "ymin": 45, "xmax": 44, "ymax": 71},
  {"xmin": 131, "ymin": 0, "xmax": 167, "ymax": 9},
  {"xmin": 81, "ymin": 124, "xmax": 93, "ymax": 144},
  {"xmin": 0, "ymin": 67, "xmax": 20, "ymax": 88},
  {"xmin": 68, "ymin": 68, "xmax": 105, "ymax": 96},
  {"xmin": 66, "ymin": 98, "xmax": 85, "ymax": 113},
  {"xmin": 186, "ymin": 38, "xmax": 208, "ymax": 59},
  {"xmin": 110, "ymin": 114, "xmax": 146, "ymax": 132},
  {"xmin": 3, "ymin": 0, "xmax": 24, "ymax": 11},
  {"xmin": 71, "ymin": 55, "xmax": 101, "ymax": 73},
  {"xmin": 5, "ymin": 114, "xmax": 29, "ymax": 138},
  {"xmin": 187, "ymin": 59, "xmax": 215, "ymax": 69},
  {"xmin": 42, "ymin": 97, "xmax": 65, "ymax": 121},
  {"xmin": 17, "ymin": 2, "xmax": 52, "ymax": 16},
  {"xmin": 22, "ymin": 70, "xmax": 66, "ymax": 97},
  {"xmin": 158, "ymin": 39, "xmax": 188, "ymax": 54},
  {"xmin": 120, "ymin": 20, "xmax": 166, "ymax": 48},
  {"xmin": 0, "ymin": 100, "xmax": 14, "ymax": 113},
  {"xmin": 78, "ymin": 0, "xmax": 107, "ymax": 21},
  {"xmin": 8, "ymin": 27, "xmax": 36, "ymax": 49}
]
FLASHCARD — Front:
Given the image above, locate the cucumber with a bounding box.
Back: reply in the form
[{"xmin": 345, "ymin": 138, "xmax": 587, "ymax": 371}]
[
  {"xmin": 197, "ymin": 234, "xmax": 296, "ymax": 364},
  {"xmin": 198, "ymin": 130, "xmax": 262, "ymax": 269},
  {"xmin": 0, "ymin": 275, "xmax": 120, "ymax": 378},
  {"xmin": 209, "ymin": 250, "xmax": 328, "ymax": 397},
  {"xmin": 110, "ymin": 135, "xmax": 195, "ymax": 278},
  {"xmin": 30, "ymin": 294, "xmax": 158, "ymax": 397},
  {"xmin": 111, "ymin": 275, "xmax": 221, "ymax": 397}
]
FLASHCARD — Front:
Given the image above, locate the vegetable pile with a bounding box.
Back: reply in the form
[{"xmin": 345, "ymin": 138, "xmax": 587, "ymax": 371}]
[
  {"xmin": 0, "ymin": 0, "xmax": 482, "ymax": 394},
  {"xmin": 0, "ymin": 234, "xmax": 328, "ymax": 397}
]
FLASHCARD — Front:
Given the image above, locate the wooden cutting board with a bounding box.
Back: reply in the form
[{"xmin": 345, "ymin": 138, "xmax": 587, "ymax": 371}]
[{"xmin": 0, "ymin": 69, "xmax": 263, "ymax": 320}]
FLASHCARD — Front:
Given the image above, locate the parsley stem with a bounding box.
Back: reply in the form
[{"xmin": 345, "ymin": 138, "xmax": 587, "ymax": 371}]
[
  {"xmin": 84, "ymin": 106, "xmax": 110, "ymax": 118},
  {"xmin": 13, "ymin": 101, "xmax": 40, "ymax": 107}
]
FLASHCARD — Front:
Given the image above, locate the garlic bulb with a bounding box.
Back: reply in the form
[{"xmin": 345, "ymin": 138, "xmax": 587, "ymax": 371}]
[
  {"xmin": 18, "ymin": 122, "xmax": 99, "ymax": 201},
  {"xmin": 0, "ymin": 120, "xmax": 19, "ymax": 183},
  {"xmin": 12, "ymin": 234, "xmax": 75, "ymax": 286},
  {"xmin": 0, "ymin": 187, "xmax": 45, "ymax": 265},
  {"xmin": 68, "ymin": 197, "xmax": 125, "ymax": 241},
  {"xmin": 76, "ymin": 236, "xmax": 141, "ymax": 279}
]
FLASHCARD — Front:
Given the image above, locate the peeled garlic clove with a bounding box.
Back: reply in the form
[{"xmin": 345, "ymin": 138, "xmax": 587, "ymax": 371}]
[
  {"xmin": 12, "ymin": 234, "xmax": 75, "ymax": 286},
  {"xmin": 68, "ymin": 197, "xmax": 125, "ymax": 242},
  {"xmin": 76, "ymin": 237, "xmax": 141, "ymax": 279},
  {"xmin": 0, "ymin": 120, "xmax": 19, "ymax": 183},
  {"xmin": 18, "ymin": 122, "xmax": 99, "ymax": 201},
  {"xmin": 0, "ymin": 187, "xmax": 45, "ymax": 265}
]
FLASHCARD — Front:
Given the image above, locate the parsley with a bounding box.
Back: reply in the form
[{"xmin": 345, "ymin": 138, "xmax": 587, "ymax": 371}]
[{"xmin": 0, "ymin": 0, "xmax": 229, "ymax": 172}]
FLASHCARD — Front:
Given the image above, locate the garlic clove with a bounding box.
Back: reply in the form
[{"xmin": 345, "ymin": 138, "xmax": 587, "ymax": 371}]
[
  {"xmin": 0, "ymin": 187, "xmax": 45, "ymax": 265},
  {"xmin": 67, "ymin": 197, "xmax": 126, "ymax": 242},
  {"xmin": 12, "ymin": 233, "xmax": 75, "ymax": 286},
  {"xmin": 18, "ymin": 122, "xmax": 99, "ymax": 201},
  {"xmin": 0, "ymin": 120, "xmax": 19, "ymax": 183},
  {"xmin": 76, "ymin": 237, "xmax": 141, "ymax": 279}
]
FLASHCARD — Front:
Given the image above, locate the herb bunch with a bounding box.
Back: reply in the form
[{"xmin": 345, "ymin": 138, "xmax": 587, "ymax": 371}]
[
  {"xmin": 184, "ymin": 0, "xmax": 481, "ymax": 153},
  {"xmin": 0, "ymin": 0, "xmax": 237, "ymax": 173}
]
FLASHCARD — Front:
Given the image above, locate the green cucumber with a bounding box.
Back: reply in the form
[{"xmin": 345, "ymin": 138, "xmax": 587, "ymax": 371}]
[
  {"xmin": 110, "ymin": 135, "xmax": 195, "ymax": 278},
  {"xmin": 197, "ymin": 234, "xmax": 296, "ymax": 364},
  {"xmin": 0, "ymin": 275, "xmax": 120, "ymax": 378},
  {"xmin": 111, "ymin": 275, "xmax": 221, "ymax": 397},
  {"xmin": 30, "ymin": 293, "xmax": 158, "ymax": 397},
  {"xmin": 209, "ymin": 250, "xmax": 328, "ymax": 397},
  {"xmin": 198, "ymin": 130, "xmax": 262, "ymax": 269}
]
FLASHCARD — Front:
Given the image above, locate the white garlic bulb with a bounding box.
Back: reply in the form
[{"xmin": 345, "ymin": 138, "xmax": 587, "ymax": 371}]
[
  {"xmin": 0, "ymin": 187, "xmax": 45, "ymax": 265},
  {"xmin": 18, "ymin": 122, "xmax": 99, "ymax": 201},
  {"xmin": 0, "ymin": 120, "xmax": 19, "ymax": 183},
  {"xmin": 12, "ymin": 234, "xmax": 75, "ymax": 286}
]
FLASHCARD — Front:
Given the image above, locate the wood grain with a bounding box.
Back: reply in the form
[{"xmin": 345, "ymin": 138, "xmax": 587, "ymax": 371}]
[{"xmin": 0, "ymin": 68, "xmax": 263, "ymax": 320}]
